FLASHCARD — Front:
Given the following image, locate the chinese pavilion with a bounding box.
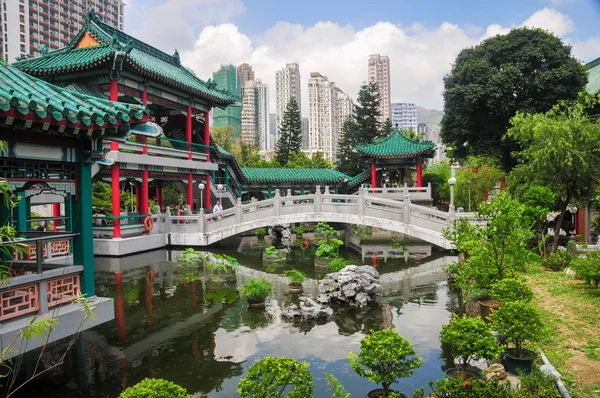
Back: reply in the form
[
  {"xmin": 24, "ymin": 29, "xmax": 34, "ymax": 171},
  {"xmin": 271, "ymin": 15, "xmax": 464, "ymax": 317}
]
[
  {"xmin": 355, "ymin": 128, "xmax": 436, "ymax": 188},
  {"xmin": 13, "ymin": 9, "xmax": 236, "ymax": 238}
]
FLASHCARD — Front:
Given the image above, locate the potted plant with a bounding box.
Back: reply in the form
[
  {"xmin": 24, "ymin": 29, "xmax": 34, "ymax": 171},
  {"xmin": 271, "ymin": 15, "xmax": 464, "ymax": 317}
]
[
  {"xmin": 263, "ymin": 245, "xmax": 286, "ymax": 265},
  {"xmin": 255, "ymin": 227, "xmax": 267, "ymax": 240},
  {"xmin": 240, "ymin": 279, "xmax": 274, "ymax": 308},
  {"xmin": 315, "ymin": 238, "xmax": 343, "ymax": 267},
  {"xmin": 294, "ymin": 225, "xmax": 305, "ymax": 238},
  {"xmin": 328, "ymin": 257, "xmax": 351, "ymax": 272},
  {"xmin": 238, "ymin": 356, "xmax": 314, "ymax": 397},
  {"xmin": 120, "ymin": 378, "xmax": 190, "ymax": 398},
  {"xmin": 440, "ymin": 314, "xmax": 502, "ymax": 380},
  {"xmin": 205, "ymin": 254, "xmax": 239, "ymax": 283},
  {"xmin": 479, "ymin": 278, "xmax": 533, "ymax": 321},
  {"xmin": 348, "ymin": 328, "xmax": 422, "ymax": 397},
  {"xmin": 491, "ymin": 301, "xmax": 542, "ymax": 374},
  {"xmin": 284, "ymin": 269, "xmax": 306, "ymax": 293}
]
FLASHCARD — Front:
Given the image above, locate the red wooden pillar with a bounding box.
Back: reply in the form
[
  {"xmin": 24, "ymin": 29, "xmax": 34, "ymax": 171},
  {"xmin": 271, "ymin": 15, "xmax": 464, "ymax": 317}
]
[
  {"xmin": 416, "ymin": 160, "xmax": 423, "ymax": 187},
  {"xmin": 141, "ymin": 138, "xmax": 149, "ymax": 215},
  {"xmin": 499, "ymin": 178, "xmax": 505, "ymax": 191},
  {"xmin": 142, "ymin": 84, "xmax": 148, "ymax": 106},
  {"xmin": 187, "ymin": 104, "xmax": 194, "ymax": 207},
  {"xmin": 204, "ymin": 111, "xmax": 212, "ymax": 209},
  {"xmin": 111, "ymin": 142, "xmax": 121, "ymax": 238},
  {"xmin": 371, "ymin": 161, "xmax": 376, "ymax": 189},
  {"xmin": 110, "ymin": 78, "xmax": 119, "ymax": 102},
  {"xmin": 155, "ymin": 182, "xmax": 162, "ymax": 209},
  {"xmin": 52, "ymin": 203, "xmax": 60, "ymax": 231}
]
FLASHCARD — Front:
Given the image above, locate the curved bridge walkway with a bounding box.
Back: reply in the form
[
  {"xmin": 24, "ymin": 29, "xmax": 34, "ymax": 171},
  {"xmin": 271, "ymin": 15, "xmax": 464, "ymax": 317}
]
[{"xmin": 163, "ymin": 186, "xmax": 479, "ymax": 249}]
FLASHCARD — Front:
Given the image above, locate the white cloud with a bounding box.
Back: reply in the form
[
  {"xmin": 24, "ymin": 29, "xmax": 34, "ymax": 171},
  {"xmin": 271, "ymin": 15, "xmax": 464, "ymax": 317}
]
[
  {"xmin": 522, "ymin": 8, "xmax": 575, "ymax": 37},
  {"xmin": 145, "ymin": 7, "xmax": 597, "ymax": 113}
]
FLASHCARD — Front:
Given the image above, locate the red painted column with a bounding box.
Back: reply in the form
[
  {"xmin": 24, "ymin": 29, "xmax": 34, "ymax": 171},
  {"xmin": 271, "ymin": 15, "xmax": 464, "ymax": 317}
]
[
  {"xmin": 52, "ymin": 203, "xmax": 60, "ymax": 231},
  {"xmin": 371, "ymin": 161, "xmax": 376, "ymax": 189},
  {"xmin": 187, "ymin": 104, "xmax": 194, "ymax": 207},
  {"xmin": 111, "ymin": 142, "xmax": 121, "ymax": 238},
  {"xmin": 141, "ymin": 138, "xmax": 149, "ymax": 215},
  {"xmin": 110, "ymin": 78, "xmax": 119, "ymax": 101},
  {"xmin": 416, "ymin": 160, "xmax": 423, "ymax": 187},
  {"xmin": 156, "ymin": 182, "xmax": 162, "ymax": 209},
  {"xmin": 204, "ymin": 111, "xmax": 212, "ymax": 209},
  {"xmin": 500, "ymin": 178, "xmax": 505, "ymax": 191},
  {"xmin": 142, "ymin": 84, "xmax": 148, "ymax": 106}
]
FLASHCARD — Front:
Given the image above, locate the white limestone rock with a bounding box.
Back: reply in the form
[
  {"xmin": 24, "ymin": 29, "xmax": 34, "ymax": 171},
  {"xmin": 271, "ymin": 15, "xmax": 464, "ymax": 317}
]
[{"xmin": 318, "ymin": 265, "xmax": 381, "ymax": 308}]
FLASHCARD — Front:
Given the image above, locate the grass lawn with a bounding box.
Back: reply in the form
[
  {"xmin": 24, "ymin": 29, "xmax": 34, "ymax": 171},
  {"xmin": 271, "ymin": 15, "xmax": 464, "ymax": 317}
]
[{"xmin": 524, "ymin": 264, "xmax": 600, "ymax": 397}]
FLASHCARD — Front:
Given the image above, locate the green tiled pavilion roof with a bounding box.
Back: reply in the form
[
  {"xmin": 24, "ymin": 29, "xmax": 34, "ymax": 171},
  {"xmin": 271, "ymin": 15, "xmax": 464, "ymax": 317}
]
[
  {"xmin": 355, "ymin": 128, "xmax": 436, "ymax": 159},
  {"xmin": 0, "ymin": 61, "xmax": 147, "ymax": 127},
  {"xmin": 585, "ymin": 57, "xmax": 600, "ymax": 95},
  {"xmin": 14, "ymin": 12, "xmax": 236, "ymax": 106},
  {"xmin": 240, "ymin": 168, "xmax": 349, "ymax": 185},
  {"xmin": 346, "ymin": 169, "xmax": 371, "ymax": 188}
]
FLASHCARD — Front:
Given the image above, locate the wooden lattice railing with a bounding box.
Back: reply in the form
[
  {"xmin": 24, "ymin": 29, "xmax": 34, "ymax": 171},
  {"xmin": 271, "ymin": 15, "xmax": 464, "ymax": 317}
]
[
  {"xmin": 0, "ymin": 284, "xmax": 39, "ymax": 321},
  {"xmin": 47, "ymin": 274, "xmax": 80, "ymax": 308}
]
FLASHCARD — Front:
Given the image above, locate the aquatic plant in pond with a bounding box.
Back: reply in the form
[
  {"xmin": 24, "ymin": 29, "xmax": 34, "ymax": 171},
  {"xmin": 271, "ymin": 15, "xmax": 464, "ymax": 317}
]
[
  {"xmin": 205, "ymin": 254, "xmax": 239, "ymax": 282},
  {"xmin": 264, "ymin": 246, "xmax": 286, "ymax": 263},
  {"xmin": 348, "ymin": 328, "xmax": 422, "ymax": 397},
  {"xmin": 439, "ymin": 314, "xmax": 502, "ymax": 378},
  {"xmin": 240, "ymin": 279, "xmax": 274, "ymax": 303},
  {"xmin": 294, "ymin": 226, "xmax": 305, "ymax": 235},
  {"xmin": 238, "ymin": 356, "xmax": 314, "ymax": 398},
  {"xmin": 316, "ymin": 238, "xmax": 343, "ymax": 258},
  {"xmin": 179, "ymin": 248, "xmax": 209, "ymax": 267},
  {"xmin": 255, "ymin": 227, "xmax": 267, "ymax": 238},
  {"xmin": 284, "ymin": 269, "xmax": 306, "ymax": 288},
  {"xmin": 328, "ymin": 257, "xmax": 351, "ymax": 272},
  {"xmin": 119, "ymin": 378, "xmax": 190, "ymax": 398}
]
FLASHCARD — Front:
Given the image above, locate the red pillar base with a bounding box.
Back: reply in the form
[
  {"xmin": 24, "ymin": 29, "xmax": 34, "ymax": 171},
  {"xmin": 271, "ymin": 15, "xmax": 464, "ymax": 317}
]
[{"xmin": 111, "ymin": 143, "xmax": 121, "ymax": 239}]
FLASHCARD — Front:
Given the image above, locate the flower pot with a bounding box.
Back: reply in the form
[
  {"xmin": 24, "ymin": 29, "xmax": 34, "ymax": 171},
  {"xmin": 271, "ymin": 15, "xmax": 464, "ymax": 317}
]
[
  {"xmin": 288, "ymin": 285, "xmax": 303, "ymax": 294},
  {"xmin": 247, "ymin": 299, "xmax": 266, "ymax": 309},
  {"xmin": 366, "ymin": 389, "xmax": 406, "ymax": 398},
  {"xmin": 314, "ymin": 256, "xmax": 331, "ymax": 268},
  {"xmin": 444, "ymin": 367, "xmax": 483, "ymax": 380},
  {"xmin": 502, "ymin": 348, "xmax": 538, "ymax": 375},
  {"xmin": 478, "ymin": 299, "xmax": 501, "ymax": 322}
]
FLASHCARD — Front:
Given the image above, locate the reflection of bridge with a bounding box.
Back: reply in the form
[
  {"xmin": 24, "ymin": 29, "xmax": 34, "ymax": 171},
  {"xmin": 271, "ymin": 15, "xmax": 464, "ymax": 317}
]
[{"xmin": 163, "ymin": 187, "xmax": 478, "ymax": 249}]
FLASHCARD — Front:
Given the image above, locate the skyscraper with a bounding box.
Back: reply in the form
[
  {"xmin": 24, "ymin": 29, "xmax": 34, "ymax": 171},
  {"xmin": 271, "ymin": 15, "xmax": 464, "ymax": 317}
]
[
  {"xmin": 237, "ymin": 63, "xmax": 254, "ymax": 88},
  {"xmin": 240, "ymin": 79, "xmax": 258, "ymax": 146},
  {"xmin": 368, "ymin": 54, "xmax": 391, "ymax": 121},
  {"xmin": 308, "ymin": 72, "xmax": 346, "ymax": 160},
  {"xmin": 391, "ymin": 103, "xmax": 418, "ymax": 132},
  {"xmin": 211, "ymin": 64, "xmax": 241, "ymax": 137},
  {"xmin": 275, "ymin": 63, "xmax": 301, "ymax": 136},
  {"xmin": 417, "ymin": 122, "xmax": 431, "ymax": 140},
  {"xmin": 1, "ymin": 0, "xmax": 125, "ymax": 63},
  {"xmin": 336, "ymin": 87, "xmax": 354, "ymax": 124},
  {"xmin": 301, "ymin": 118, "xmax": 309, "ymax": 150},
  {"xmin": 255, "ymin": 79, "xmax": 270, "ymax": 150}
]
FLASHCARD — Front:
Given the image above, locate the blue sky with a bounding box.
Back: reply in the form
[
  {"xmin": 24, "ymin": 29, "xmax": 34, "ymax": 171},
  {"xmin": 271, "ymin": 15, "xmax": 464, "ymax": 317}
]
[{"xmin": 125, "ymin": 0, "xmax": 600, "ymax": 111}]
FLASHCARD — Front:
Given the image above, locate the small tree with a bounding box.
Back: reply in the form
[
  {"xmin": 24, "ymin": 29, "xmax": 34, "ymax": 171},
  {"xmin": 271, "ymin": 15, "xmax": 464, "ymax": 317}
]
[
  {"xmin": 348, "ymin": 328, "xmax": 422, "ymax": 396},
  {"xmin": 489, "ymin": 278, "xmax": 533, "ymax": 303},
  {"xmin": 571, "ymin": 250, "xmax": 600, "ymax": 288},
  {"xmin": 276, "ymin": 97, "xmax": 303, "ymax": 165},
  {"xmin": 492, "ymin": 301, "xmax": 543, "ymax": 358},
  {"xmin": 522, "ymin": 186, "xmax": 556, "ymax": 259},
  {"xmin": 119, "ymin": 378, "xmax": 190, "ymax": 398},
  {"xmin": 238, "ymin": 356, "xmax": 314, "ymax": 398},
  {"xmin": 440, "ymin": 315, "xmax": 502, "ymax": 377}
]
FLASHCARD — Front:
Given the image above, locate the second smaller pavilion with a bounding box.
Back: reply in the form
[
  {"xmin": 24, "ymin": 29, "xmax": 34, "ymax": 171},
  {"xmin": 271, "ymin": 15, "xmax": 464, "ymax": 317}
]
[{"xmin": 355, "ymin": 128, "xmax": 436, "ymax": 188}]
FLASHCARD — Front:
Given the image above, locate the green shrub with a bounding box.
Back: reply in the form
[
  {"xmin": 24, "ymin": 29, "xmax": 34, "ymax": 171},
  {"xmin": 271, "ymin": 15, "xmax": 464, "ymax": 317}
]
[
  {"xmin": 490, "ymin": 278, "xmax": 533, "ymax": 303},
  {"xmin": 119, "ymin": 378, "xmax": 190, "ymax": 398},
  {"xmin": 422, "ymin": 376, "xmax": 511, "ymax": 398},
  {"xmin": 492, "ymin": 301, "xmax": 543, "ymax": 358},
  {"xmin": 255, "ymin": 227, "xmax": 267, "ymax": 236},
  {"xmin": 543, "ymin": 250, "xmax": 572, "ymax": 271},
  {"xmin": 348, "ymin": 328, "xmax": 422, "ymax": 396},
  {"xmin": 238, "ymin": 356, "xmax": 314, "ymax": 398},
  {"xmin": 294, "ymin": 226, "xmax": 305, "ymax": 235},
  {"xmin": 571, "ymin": 251, "xmax": 600, "ymax": 288},
  {"xmin": 513, "ymin": 367, "xmax": 561, "ymax": 398},
  {"xmin": 240, "ymin": 279, "xmax": 274, "ymax": 302},
  {"xmin": 285, "ymin": 269, "xmax": 306, "ymax": 287},
  {"xmin": 328, "ymin": 257, "xmax": 351, "ymax": 272},
  {"xmin": 440, "ymin": 315, "xmax": 502, "ymax": 376},
  {"xmin": 316, "ymin": 238, "xmax": 343, "ymax": 258}
]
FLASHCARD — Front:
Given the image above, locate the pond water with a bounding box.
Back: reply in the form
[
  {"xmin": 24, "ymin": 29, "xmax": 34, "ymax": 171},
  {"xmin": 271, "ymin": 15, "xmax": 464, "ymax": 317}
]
[{"xmin": 11, "ymin": 238, "xmax": 459, "ymax": 398}]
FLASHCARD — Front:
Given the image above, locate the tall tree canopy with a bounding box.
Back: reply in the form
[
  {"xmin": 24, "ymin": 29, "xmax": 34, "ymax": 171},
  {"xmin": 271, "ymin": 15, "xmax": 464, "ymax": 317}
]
[
  {"xmin": 337, "ymin": 82, "xmax": 387, "ymax": 176},
  {"xmin": 211, "ymin": 125, "xmax": 262, "ymax": 166},
  {"xmin": 507, "ymin": 94, "xmax": 600, "ymax": 252},
  {"xmin": 441, "ymin": 28, "xmax": 587, "ymax": 171},
  {"xmin": 276, "ymin": 97, "xmax": 303, "ymax": 165}
]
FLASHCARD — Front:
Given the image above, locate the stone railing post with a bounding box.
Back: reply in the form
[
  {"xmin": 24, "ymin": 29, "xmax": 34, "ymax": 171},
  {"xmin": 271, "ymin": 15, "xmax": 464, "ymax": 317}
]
[
  {"xmin": 383, "ymin": 186, "xmax": 388, "ymax": 196},
  {"xmin": 403, "ymin": 184, "xmax": 411, "ymax": 224},
  {"xmin": 357, "ymin": 187, "xmax": 365, "ymax": 217},
  {"xmin": 274, "ymin": 189, "xmax": 281, "ymax": 217},
  {"xmin": 199, "ymin": 213, "xmax": 206, "ymax": 234},
  {"xmin": 324, "ymin": 186, "xmax": 330, "ymax": 204},
  {"xmin": 164, "ymin": 207, "xmax": 171, "ymax": 232},
  {"xmin": 235, "ymin": 198, "xmax": 242, "ymax": 223},
  {"xmin": 315, "ymin": 185, "xmax": 321, "ymax": 213}
]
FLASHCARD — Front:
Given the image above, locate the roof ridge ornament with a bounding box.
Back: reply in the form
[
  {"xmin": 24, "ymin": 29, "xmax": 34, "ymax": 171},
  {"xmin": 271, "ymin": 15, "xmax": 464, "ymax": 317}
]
[
  {"xmin": 205, "ymin": 78, "xmax": 217, "ymax": 90},
  {"xmin": 172, "ymin": 50, "xmax": 181, "ymax": 65},
  {"xmin": 39, "ymin": 44, "xmax": 48, "ymax": 56},
  {"xmin": 85, "ymin": 8, "xmax": 96, "ymax": 24}
]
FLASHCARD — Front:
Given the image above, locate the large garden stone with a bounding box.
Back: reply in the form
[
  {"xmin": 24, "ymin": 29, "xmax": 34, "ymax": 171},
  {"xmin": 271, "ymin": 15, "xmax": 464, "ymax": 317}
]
[{"xmin": 318, "ymin": 265, "xmax": 381, "ymax": 308}]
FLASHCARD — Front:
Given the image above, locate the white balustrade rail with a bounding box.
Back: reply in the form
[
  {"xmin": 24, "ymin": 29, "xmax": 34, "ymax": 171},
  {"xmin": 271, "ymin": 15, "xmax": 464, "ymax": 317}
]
[
  {"xmin": 367, "ymin": 183, "xmax": 432, "ymax": 201},
  {"xmin": 160, "ymin": 186, "xmax": 480, "ymax": 249}
]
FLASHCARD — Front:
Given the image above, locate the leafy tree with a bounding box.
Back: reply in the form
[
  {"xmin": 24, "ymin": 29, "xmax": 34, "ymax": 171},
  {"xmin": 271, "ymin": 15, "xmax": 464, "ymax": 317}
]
[
  {"xmin": 337, "ymin": 82, "xmax": 382, "ymax": 176},
  {"xmin": 454, "ymin": 156, "xmax": 504, "ymax": 211},
  {"xmin": 211, "ymin": 125, "xmax": 264, "ymax": 166},
  {"xmin": 522, "ymin": 186, "xmax": 556, "ymax": 258},
  {"xmin": 440, "ymin": 315, "xmax": 502, "ymax": 377},
  {"xmin": 402, "ymin": 128, "xmax": 424, "ymax": 141},
  {"xmin": 491, "ymin": 301, "xmax": 543, "ymax": 358},
  {"xmin": 238, "ymin": 356, "xmax": 314, "ymax": 398},
  {"xmin": 423, "ymin": 162, "xmax": 451, "ymax": 208},
  {"xmin": 380, "ymin": 117, "xmax": 393, "ymax": 137},
  {"xmin": 441, "ymin": 28, "xmax": 587, "ymax": 171},
  {"xmin": 276, "ymin": 97, "xmax": 303, "ymax": 165},
  {"xmin": 348, "ymin": 328, "xmax": 422, "ymax": 397},
  {"xmin": 507, "ymin": 94, "xmax": 600, "ymax": 252},
  {"xmin": 161, "ymin": 182, "xmax": 184, "ymax": 208},
  {"xmin": 120, "ymin": 378, "xmax": 190, "ymax": 398},
  {"xmin": 210, "ymin": 125, "xmax": 236, "ymax": 153}
]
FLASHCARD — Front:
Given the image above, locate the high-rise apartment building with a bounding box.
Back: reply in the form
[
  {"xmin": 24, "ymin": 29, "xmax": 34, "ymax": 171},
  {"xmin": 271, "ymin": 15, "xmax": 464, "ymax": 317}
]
[
  {"xmin": 275, "ymin": 63, "xmax": 301, "ymax": 136},
  {"xmin": 336, "ymin": 87, "xmax": 354, "ymax": 124},
  {"xmin": 255, "ymin": 79, "xmax": 270, "ymax": 150},
  {"xmin": 391, "ymin": 103, "xmax": 418, "ymax": 132},
  {"xmin": 211, "ymin": 64, "xmax": 241, "ymax": 137},
  {"xmin": 368, "ymin": 54, "xmax": 391, "ymax": 121},
  {"xmin": 301, "ymin": 117, "xmax": 309, "ymax": 150},
  {"xmin": 240, "ymin": 79, "xmax": 258, "ymax": 146},
  {"xmin": 308, "ymin": 72, "xmax": 347, "ymax": 160},
  {"xmin": 417, "ymin": 122, "xmax": 431, "ymax": 140},
  {"xmin": 1, "ymin": 0, "xmax": 125, "ymax": 63},
  {"xmin": 237, "ymin": 62, "xmax": 254, "ymax": 89}
]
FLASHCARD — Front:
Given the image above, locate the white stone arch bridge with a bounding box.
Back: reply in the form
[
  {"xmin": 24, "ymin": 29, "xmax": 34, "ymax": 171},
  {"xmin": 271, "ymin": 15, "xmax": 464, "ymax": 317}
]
[{"xmin": 161, "ymin": 187, "xmax": 480, "ymax": 249}]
